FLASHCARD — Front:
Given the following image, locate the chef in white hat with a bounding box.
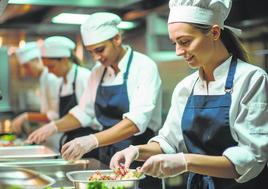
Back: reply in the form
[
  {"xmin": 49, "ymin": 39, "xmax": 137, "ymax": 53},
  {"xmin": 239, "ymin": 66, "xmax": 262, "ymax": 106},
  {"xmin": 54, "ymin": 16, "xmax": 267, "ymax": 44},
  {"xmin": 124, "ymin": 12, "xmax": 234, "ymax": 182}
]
[
  {"xmin": 27, "ymin": 12, "xmax": 162, "ymax": 166},
  {"xmin": 110, "ymin": 0, "xmax": 268, "ymax": 188},
  {"xmin": 12, "ymin": 41, "xmax": 63, "ymax": 149},
  {"xmin": 26, "ymin": 36, "xmax": 100, "ymax": 158},
  {"xmin": 12, "ymin": 42, "xmax": 60, "ymax": 132}
]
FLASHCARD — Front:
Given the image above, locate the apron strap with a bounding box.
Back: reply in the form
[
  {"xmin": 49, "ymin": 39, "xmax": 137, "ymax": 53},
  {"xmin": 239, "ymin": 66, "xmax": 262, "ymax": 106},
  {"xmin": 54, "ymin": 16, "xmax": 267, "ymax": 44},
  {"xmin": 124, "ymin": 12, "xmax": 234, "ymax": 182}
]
[{"xmin": 224, "ymin": 56, "xmax": 237, "ymax": 93}]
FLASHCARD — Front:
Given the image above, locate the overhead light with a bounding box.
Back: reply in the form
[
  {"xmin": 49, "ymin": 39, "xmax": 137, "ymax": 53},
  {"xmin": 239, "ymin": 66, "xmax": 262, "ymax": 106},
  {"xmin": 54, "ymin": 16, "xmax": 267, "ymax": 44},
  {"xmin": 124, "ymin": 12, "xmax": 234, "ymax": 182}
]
[
  {"xmin": 52, "ymin": 13, "xmax": 89, "ymax": 25},
  {"xmin": 52, "ymin": 13, "xmax": 138, "ymax": 30}
]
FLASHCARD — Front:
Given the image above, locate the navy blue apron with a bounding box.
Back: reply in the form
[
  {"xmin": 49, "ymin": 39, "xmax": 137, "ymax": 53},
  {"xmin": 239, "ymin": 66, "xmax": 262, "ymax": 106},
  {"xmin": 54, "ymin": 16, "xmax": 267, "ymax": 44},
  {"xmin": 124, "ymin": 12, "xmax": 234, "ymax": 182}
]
[
  {"xmin": 94, "ymin": 48, "xmax": 156, "ymax": 165},
  {"xmin": 59, "ymin": 65, "xmax": 98, "ymax": 159},
  {"xmin": 181, "ymin": 57, "xmax": 268, "ymax": 189}
]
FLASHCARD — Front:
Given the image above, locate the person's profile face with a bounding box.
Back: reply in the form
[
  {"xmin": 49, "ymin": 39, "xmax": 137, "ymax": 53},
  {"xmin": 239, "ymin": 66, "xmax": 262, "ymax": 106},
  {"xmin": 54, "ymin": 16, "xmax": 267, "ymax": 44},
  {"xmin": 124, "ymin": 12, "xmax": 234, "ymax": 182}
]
[
  {"xmin": 22, "ymin": 58, "xmax": 41, "ymax": 78},
  {"xmin": 168, "ymin": 22, "xmax": 215, "ymax": 68},
  {"xmin": 42, "ymin": 58, "xmax": 62, "ymax": 77},
  {"xmin": 85, "ymin": 36, "xmax": 122, "ymax": 67}
]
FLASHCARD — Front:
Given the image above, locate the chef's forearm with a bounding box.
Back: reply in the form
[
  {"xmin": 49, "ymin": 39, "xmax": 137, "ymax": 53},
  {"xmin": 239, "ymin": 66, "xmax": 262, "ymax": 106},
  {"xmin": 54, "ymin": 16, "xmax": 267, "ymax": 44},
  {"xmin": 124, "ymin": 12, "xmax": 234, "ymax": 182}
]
[
  {"xmin": 137, "ymin": 142, "xmax": 163, "ymax": 161},
  {"xmin": 55, "ymin": 113, "xmax": 82, "ymax": 132},
  {"xmin": 185, "ymin": 154, "xmax": 239, "ymax": 179},
  {"xmin": 95, "ymin": 118, "xmax": 139, "ymax": 147},
  {"xmin": 27, "ymin": 112, "xmax": 50, "ymax": 122}
]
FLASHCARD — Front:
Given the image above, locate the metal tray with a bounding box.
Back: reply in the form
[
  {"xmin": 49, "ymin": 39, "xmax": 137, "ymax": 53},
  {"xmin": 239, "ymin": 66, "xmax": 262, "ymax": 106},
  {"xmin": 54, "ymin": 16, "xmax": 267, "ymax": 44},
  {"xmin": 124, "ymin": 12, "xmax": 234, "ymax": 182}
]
[
  {"xmin": 0, "ymin": 167, "xmax": 55, "ymax": 189},
  {"xmin": 66, "ymin": 170, "xmax": 145, "ymax": 189},
  {"xmin": 0, "ymin": 145, "xmax": 59, "ymax": 160}
]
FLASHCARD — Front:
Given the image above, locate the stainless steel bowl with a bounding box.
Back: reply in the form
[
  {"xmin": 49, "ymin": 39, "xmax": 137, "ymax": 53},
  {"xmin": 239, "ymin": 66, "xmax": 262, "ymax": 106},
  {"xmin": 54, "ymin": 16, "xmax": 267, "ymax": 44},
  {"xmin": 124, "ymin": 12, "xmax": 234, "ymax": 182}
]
[{"xmin": 66, "ymin": 170, "xmax": 145, "ymax": 189}]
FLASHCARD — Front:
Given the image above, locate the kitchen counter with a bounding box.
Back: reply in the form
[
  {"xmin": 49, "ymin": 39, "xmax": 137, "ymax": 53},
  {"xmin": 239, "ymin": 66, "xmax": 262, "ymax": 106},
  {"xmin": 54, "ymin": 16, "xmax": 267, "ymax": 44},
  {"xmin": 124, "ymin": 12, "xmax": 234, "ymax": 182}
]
[{"xmin": 0, "ymin": 158, "xmax": 108, "ymax": 188}]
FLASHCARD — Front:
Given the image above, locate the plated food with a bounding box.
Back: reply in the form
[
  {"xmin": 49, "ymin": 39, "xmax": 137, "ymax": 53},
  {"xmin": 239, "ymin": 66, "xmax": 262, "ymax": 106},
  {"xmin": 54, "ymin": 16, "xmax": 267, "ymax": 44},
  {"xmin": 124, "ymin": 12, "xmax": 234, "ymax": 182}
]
[{"xmin": 88, "ymin": 168, "xmax": 142, "ymax": 181}]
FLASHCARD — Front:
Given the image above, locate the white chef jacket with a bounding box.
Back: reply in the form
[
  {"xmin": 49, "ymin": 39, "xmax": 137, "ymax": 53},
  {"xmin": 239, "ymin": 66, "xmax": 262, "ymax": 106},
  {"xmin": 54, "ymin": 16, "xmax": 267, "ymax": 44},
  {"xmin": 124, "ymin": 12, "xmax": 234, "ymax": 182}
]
[
  {"xmin": 59, "ymin": 64, "xmax": 91, "ymax": 102},
  {"xmin": 39, "ymin": 68, "xmax": 61, "ymax": 120},
  {"xmin": 150, "ymin": 56, "xmax": 268, "ymax": 183},
  {"xmin": 70, "ymin": 46, "xmax": 162, "ymax": 134}
]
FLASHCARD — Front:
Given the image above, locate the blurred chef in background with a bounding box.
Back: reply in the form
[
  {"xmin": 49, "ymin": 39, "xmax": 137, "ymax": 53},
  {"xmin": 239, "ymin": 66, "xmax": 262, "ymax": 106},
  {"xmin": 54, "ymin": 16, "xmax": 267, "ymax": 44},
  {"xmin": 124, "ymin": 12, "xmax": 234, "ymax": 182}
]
[
  {"xmin": 12, "ymin": 41, "xmax": 62, "ymax": 149},
  {"xmin": 27, "ymin": 12, "xmax": 162, "ymax": 166},
  {"xmin": 26, "ymin": 36, "xmax": 99, "ymax": 158}
]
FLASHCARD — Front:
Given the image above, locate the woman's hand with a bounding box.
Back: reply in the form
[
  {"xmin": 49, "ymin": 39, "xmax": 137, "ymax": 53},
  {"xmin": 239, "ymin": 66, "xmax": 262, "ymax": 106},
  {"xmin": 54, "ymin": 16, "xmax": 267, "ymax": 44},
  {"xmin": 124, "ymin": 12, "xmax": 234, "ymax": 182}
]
[
  {"xmin": 110, "ymin": 145, "xmax": 139, "ymax": 169},
  {"xmin": 140, "ymin": 153, "xmax": 188, "ymax": 178},
  {"xmin": 61, "ymin": 134, "xmax": 98, "ymax": 161},
  {"xmin": 26, "ymin": 122, "xmax": 57, "ymax": 144},
  {"xmin": 11, "ymin": 113, "xmax": 28, "ymax": 134}
]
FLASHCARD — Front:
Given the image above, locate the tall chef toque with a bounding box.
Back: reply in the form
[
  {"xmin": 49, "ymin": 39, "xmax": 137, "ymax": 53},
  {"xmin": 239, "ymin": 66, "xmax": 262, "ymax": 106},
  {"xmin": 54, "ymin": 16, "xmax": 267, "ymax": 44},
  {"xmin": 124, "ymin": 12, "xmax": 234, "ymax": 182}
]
[
  {"xmin": 168, "ymin": 0, "xmax": 241, "ymax": 35},
  {"xmin": 16, "ymin": 42, "xmax": 41, "ymax": 65},
  {"xmin": 80, "ymin": 12, "xmax": 121, "ymax": 46},
  {"xmin": 41, "ymin": 36, "xmax": 75, "ymax": 58}
]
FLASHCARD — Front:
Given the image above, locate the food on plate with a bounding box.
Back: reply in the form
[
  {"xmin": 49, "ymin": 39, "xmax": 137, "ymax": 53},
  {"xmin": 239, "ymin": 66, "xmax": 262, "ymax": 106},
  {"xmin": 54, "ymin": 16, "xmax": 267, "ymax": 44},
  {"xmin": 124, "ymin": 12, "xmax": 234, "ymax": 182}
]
[{"xmin": 88, "ymin": 167, "xmax": 142, "ymax": 181}]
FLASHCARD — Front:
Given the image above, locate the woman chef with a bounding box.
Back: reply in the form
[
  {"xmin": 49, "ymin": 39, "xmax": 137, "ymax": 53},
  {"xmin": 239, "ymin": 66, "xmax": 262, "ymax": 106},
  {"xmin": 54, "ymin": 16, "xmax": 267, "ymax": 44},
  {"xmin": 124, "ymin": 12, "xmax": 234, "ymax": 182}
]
[
  {"xmin": 110, "ymin": 0, "xmax": 268, "ymax": 188},
  {"xmin": 12, "ymin": 42, "xmax": 62, "ymax": 149},
  {"xmin": 27, "ymin": 12, "xmax": 162, "ymax": 165},
  {"xmin": 26, "ymin": 36, "xmax": 98, "ymax": 156},
  {"xmin": 13, "ymin": 42, "xmax": 60, "ymax": 131}
]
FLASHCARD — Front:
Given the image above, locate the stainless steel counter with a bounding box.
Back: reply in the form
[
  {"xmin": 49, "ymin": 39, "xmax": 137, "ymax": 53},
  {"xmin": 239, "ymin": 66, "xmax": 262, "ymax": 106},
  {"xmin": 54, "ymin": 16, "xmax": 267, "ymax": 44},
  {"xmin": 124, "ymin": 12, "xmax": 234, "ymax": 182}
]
[{"xmin": 0, "ymin": 158, "xmax": 108, "ymax": 188}]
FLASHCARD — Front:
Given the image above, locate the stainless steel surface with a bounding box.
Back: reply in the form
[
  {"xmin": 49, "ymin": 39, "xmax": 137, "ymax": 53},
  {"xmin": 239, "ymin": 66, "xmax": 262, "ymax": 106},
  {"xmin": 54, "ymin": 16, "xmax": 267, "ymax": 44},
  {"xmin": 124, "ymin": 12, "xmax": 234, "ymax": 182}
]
[
  {"xmin": 0, "ymin": 167, "xmax": 55, "ymax": 189},
  {"xmin": 67, "ymin": 170, "xmax": 145, "ymax": 189},
  {"xmin": 0, "ymin": 145, "xmax": 59, "ymax": 160},
  {"xmin": 0, "ymin": 158, "xmax": 108, "ymax": 188}
]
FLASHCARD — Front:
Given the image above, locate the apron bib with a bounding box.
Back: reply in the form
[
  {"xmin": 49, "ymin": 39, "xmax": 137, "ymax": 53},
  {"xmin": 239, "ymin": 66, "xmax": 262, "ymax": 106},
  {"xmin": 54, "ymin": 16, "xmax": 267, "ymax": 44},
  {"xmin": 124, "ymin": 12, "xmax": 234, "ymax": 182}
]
[{"xmin": 181, "ymin": 57, "xmax": 268, "ymax": 189}]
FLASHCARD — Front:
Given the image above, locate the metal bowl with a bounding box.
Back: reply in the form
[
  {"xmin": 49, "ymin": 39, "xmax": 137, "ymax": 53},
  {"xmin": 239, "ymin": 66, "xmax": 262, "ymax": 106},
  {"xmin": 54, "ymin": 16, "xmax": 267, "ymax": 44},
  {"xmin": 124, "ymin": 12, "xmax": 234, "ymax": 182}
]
[{"xmin": 66, "ymin": 170, "xmax": 145, "ymax": 189}]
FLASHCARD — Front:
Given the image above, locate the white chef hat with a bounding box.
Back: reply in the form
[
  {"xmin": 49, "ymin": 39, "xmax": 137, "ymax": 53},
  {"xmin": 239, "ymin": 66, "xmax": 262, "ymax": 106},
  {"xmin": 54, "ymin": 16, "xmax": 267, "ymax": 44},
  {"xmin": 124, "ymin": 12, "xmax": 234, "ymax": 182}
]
[
  {"xmin": 80, "ymin": 12, "xmax": 121, "ymax": 46},
  {"xmin": 15, "ymin": 42, "xmax": 41, "ymax": 65},
  {"xmin": 168, "ymin": 0, "xmax": 241, "ymax": 35},
  {"xmin": 41, "ymin": 36, "xmax": 75, "ymax": 58}
]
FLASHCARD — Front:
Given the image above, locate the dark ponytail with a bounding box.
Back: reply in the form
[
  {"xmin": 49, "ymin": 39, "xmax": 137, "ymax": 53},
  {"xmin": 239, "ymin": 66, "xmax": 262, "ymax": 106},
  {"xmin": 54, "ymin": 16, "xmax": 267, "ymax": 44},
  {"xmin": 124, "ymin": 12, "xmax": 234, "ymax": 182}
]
[
  {"xmin": 70, "ymin": 52, "xmax": 83, "ymax": 66},
  {"xmin": 220, "ymin": 28, "xmax": 250, "ymax": 62},
  {"xmin": 192, "ymin": 23, "xmax": 250, "ymax": 62}
]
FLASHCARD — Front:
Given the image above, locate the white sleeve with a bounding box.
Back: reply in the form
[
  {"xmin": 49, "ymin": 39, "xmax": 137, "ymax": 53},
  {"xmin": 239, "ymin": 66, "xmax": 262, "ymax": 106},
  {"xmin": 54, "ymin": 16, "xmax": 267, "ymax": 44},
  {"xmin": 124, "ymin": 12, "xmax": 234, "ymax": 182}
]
[
  {"xmin": 70, "ymin": 70, "xmax": 102, "ymax": 131},
  {"xmin": 149, "ymin": 81, "xmax": 190, "ymax": 154},
  {"xmin": 123, "ymin": 60, "xmax": 161, "ymax": 135},
  {"xmin": 42, "ymin": 74, "xmax": 60, "ymax": 121},
  {"xmin": 223, "ymin": 71, "xmax": 268, "ymax": 183}
]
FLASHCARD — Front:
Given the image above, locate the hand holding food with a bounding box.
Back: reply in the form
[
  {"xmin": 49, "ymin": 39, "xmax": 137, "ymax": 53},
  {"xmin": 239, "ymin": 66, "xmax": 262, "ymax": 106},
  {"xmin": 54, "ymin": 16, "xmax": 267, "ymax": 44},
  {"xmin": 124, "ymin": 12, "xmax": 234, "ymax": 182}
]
[{"xmin": 110, "ymin": 145, "xmax": 139, "ymax": 169}]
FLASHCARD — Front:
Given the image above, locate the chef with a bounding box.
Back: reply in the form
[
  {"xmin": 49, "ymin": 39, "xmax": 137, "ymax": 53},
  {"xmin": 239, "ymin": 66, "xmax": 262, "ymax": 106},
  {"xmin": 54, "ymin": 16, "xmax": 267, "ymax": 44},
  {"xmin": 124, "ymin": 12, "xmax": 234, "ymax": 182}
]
[
  {"xmin": 26, "ymin": 36, "xmax": 99, "ymax": 158},
  {"xmin": 26, "ymin": 12, "xmax": 162, "ymax": 165},
  {"xmin": 110, "ymin": 0, "xmax": 268, "ymax": 188},
  {"xmin": 12, "ymin": 41, "xmax": 62, "ymax": 149}
]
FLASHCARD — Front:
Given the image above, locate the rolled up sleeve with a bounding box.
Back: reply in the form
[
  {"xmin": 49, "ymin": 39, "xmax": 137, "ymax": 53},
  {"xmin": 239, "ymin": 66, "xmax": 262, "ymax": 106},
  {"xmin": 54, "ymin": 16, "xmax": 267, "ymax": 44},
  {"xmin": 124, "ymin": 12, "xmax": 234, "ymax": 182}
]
[
  {"xmin": 123, "ymin": 62, "xmax": 161, "ymax": 135},
  {"xmin": 227, "ymin": 71, "xmax": 268, "ymax": 183}
]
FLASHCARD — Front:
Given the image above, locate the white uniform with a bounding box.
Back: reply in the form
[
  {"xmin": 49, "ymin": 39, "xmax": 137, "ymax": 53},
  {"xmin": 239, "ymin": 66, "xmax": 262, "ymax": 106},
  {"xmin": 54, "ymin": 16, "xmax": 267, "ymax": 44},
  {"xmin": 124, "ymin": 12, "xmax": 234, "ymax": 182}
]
[
  {"xmin": 70, "ymin": 46, "xmax": 162, "ymax": 134},
  {"xmin": 150, "ymin": 56, "xmax": 268, "ymax": 183},
  {"xmin": 39, "ymin": 68, "xmax": 61, "ymax": 121},
  {"xmin": 59, "ymin": 64, "xmax": 90, "ymax": 101}
]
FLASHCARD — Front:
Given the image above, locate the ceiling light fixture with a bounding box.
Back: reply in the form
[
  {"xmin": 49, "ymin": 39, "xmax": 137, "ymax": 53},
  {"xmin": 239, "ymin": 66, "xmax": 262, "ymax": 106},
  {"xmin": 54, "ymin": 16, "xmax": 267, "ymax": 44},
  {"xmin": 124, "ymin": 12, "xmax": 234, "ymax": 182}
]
[{"xmin": 52, "ymin": 13, "xmax": 138, "ymax": 30}]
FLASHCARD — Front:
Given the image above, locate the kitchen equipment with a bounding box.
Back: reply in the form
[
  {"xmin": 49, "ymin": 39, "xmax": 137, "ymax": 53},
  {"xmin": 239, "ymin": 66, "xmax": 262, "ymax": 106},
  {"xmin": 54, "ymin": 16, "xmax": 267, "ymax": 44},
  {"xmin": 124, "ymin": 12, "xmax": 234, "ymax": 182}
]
[
  {"xmin": 0, "ymin": 166, "xmax": 55, "ymax": 189},
  {"xmin": 0, "ymin": 145, "xmax": 59, "ymax": 161},
  {"xmin": 66, "ymin": 170, "xmax": 145, "ymax": 189},
  {"xmin": 0, "ymin": 158, "xmax": 108, "ymax": 188}
]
